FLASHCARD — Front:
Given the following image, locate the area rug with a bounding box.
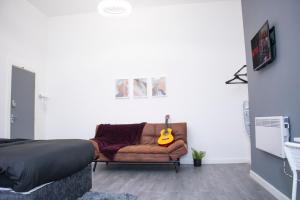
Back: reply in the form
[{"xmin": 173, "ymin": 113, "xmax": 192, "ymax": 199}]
[{"xmin": 78, "ymin": 192, "xmax": 138, "ymax": 200}]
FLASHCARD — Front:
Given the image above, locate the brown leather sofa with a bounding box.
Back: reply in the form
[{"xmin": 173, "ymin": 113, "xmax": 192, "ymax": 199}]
[{"xmin": 91, "ymin": 123, "xmax": 188, "ymax": 172}]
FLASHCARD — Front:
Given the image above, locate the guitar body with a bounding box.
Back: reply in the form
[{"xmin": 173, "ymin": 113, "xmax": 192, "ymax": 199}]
[
  {"xmin": 158, "ymin": 128, "xmax": 174, "ymax": 146},
  {"xmin": 157, "ymin": 115, "xmax": 174, "ymax": 146}
]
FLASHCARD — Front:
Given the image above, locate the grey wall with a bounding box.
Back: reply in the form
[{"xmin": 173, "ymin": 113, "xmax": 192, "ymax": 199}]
[{"xmin": 241, "ymin": 0, "xmax": 300, "ymax": 198}]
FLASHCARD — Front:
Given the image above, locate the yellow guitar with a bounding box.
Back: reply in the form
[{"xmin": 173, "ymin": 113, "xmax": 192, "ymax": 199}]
[{"xmin": 157, "ymin": 115, "xmax": 174, "ymax": 146}]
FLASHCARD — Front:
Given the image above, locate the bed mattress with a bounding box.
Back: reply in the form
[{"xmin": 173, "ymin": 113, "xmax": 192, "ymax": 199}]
[
  {"xmin": 0, "ymin": 139, "xmax": 94, "ymax": 192},
  {"xmin": 0, "ymin": 165, "xmax": 92, "ymax": 200}
]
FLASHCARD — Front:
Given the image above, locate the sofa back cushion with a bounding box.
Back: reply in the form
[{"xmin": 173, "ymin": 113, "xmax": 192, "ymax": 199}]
[
  {"xmin": 140, "ymin": 123, "xmax": 156, "ymax": 144},
  {"xmin": 140, "ymin": 123, "xmax": 187, "ymax": 145}
]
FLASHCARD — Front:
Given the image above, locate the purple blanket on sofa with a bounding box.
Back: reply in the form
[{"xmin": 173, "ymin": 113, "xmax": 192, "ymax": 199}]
[{"xmin": 91, "ymin": 123, "xmax": 146, "ymax": 160}]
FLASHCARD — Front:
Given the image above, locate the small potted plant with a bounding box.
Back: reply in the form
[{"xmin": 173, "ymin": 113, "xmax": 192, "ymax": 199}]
[{"xmin": 192, "ymin": 148, "xmax": 206, "ymax": 167}]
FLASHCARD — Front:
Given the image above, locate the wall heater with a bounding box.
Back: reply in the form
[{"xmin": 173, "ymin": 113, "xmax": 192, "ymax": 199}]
[{"xmin": 255, "ymin": 116, "xmax": 290, "ymax": 158}]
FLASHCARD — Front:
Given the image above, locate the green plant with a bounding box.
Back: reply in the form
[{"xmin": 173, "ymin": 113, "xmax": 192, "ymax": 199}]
[{"xmin": 191, "ymin": 148, "xmax": 206, "ymax": 160}]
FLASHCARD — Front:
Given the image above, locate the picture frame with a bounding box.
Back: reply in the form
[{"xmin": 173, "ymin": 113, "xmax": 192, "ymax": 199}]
[
  {"xmin": 115, "ymin": 79, "xmax": 129, "ymax": 99},
  {"xmin": 152, "ymin": 77, "xmax": 167, "ymax": 97},
  {"xmin": 133, "ymin": 78, "xmax": 148, "ymax": 98}
]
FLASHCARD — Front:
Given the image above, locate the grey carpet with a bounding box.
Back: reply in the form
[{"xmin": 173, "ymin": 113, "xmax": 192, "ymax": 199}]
[{"xmin": 78, "ymin": 192, "xmax": 138, "ymax": 200}]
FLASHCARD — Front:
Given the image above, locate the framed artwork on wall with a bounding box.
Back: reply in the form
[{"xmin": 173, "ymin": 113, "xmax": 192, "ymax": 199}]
[
  {"xmin": 115, "ymin": 79, "xmax": 129, "ymax": 99},
  {"xmin": 152, "ymin": 77, "xmax": 167, "ymax": 97},
  {"xmin": 133, "ymin": 78, "xmax": 147, "ymax": 98}
]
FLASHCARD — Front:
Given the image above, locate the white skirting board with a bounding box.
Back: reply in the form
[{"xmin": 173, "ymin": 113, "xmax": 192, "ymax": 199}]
[
  {"xmin": 250, "ymin": 170, "xmax": 290, "ymax": 200},
  {"xmin": 181, "ymin": 158, "xmax": 250, "ymax": 165}
]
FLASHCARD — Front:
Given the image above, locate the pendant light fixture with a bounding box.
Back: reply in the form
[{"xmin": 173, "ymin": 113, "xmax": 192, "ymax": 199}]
[{"xmin": 97, "ymin": 0, "xmax": 132, "ymax": 17}]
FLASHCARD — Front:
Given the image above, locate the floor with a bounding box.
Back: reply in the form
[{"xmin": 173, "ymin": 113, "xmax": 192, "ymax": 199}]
[{"xmin": 92, "ymin": 163, "xmax": 276, "ymax": 200}]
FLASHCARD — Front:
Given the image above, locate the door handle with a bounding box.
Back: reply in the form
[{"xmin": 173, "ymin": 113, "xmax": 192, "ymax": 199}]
[{"xmin": 11, "ymin": 99, "xmax": 17, "ymax": 108}]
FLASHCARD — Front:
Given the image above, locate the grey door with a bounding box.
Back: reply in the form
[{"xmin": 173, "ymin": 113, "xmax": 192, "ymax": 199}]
[{"xmin": 10, "ymin": 66, "xmax": 35, "ymax": 139}]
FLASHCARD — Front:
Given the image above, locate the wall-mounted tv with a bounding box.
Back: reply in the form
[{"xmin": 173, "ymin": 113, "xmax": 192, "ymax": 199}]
[{"xmin": 251, "ymin": 20, "xmax": 276, "ymax": 71}]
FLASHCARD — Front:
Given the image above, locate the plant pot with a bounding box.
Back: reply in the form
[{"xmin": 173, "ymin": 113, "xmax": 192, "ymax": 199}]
[{"xmin": 193, "ymin": 159, "xmax": 202, "ymax": 167}]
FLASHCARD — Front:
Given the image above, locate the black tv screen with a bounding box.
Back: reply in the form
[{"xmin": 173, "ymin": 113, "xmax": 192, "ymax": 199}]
[{"xmin": 251, "ymin": 21, "xmax": 273, "ymax": 71}]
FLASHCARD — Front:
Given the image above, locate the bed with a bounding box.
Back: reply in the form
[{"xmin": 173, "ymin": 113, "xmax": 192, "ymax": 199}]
[{"xmin": 0, "ymin": 139, "xmax": 94, "ymax": 200}]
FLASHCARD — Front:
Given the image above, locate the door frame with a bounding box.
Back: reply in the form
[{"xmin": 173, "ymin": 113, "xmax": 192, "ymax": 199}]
[{"xmin": 3, "ymin": 58, "xmax": 36, "ymax": 139}]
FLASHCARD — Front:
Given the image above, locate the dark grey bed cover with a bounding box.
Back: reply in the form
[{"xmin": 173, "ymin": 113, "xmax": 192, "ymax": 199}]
[{"xmin": 0, "ymin": 139, "xmax": 94, "ymax": 192}]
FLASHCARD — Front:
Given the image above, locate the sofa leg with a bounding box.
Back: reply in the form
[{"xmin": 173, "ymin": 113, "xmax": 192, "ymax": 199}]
[
  {"xmin": 106, "ymin": 161, "xmax": 109, "ymax": 166},
  {"xmin": 177, "ymin": 158, "xmax": 180, "ymax": 166},
  {"xmin": 174, "ymin": 162, "xmax": 179, "ymax": 173},
  {"xmin": 93, "ymin": 161, "xmax": 98, "ymax": 172}
]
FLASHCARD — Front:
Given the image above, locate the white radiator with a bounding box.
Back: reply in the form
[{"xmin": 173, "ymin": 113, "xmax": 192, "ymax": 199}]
[{"xmin": 255, "ymin": 116, "xmax": 290, "ymax": 158}]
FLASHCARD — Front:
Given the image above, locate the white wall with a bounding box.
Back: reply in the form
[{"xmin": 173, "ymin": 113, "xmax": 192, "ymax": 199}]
[
  {"xmin": 0, "ymin": 0, "xmax": 46, "ymax": 139},
  {"xmin": 44, "ymin": 0, "xmax": 249, "ymax": 164}
]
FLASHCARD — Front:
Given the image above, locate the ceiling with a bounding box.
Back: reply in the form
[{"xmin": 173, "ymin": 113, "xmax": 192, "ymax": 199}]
[{"xmin": 28, "ymin": 0, "xmax": 232, "ymax": 17}]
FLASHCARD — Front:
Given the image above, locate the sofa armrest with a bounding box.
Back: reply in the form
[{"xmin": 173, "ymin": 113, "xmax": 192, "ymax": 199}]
[
  {"xmin": 167, "ymin": 139, "xmax": 186, "ymax": 153},
  {"xmin": 168, "ymin": 139, "xmax": 188, "ymax": 160},
  {"xmin": 89, "ymin": 140, "xmax": 100, "ymax": 159}
]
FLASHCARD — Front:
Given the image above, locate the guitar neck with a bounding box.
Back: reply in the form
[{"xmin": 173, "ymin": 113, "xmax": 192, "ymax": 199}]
[{"xmin": 165, "ymin": 117, "xmax": 169, "ymax": 130}]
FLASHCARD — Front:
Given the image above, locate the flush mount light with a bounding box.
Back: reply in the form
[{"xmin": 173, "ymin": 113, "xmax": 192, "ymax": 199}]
[{"xmin": 97, "ymin": 0, "xmax": 132, "ymax": 17}]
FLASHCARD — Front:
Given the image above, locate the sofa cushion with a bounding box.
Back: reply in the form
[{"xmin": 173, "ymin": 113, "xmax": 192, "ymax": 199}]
[
  {"xmin": 140, "ymin": 124, "xmax": 156, "ymax": 144},
  {"xmin": 95, "ymin": 141, "xmax": 188, "ymax": 162},
  {"xmin": 118, "ymin": 144, "xmax": 168, "ymax": 154},
  {"xmin": 140, "ymin": 136, "xmax": 155, "ymax": 145},
  {"xmin": 97, "ymin": 152, "xmax": 171, "ymax": 162}
]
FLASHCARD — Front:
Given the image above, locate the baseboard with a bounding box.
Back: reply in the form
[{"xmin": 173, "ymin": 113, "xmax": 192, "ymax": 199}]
[
  {"xmin": 204, "ymin": 158, "xmax": 250, "ymax": 164},
  {"xmin": 250, "ymin": 170, "xmax": 290, "ymax": 200},
  {"xmin": 181, "ymin": 158, "xmax": 250, "ymax": 165}
]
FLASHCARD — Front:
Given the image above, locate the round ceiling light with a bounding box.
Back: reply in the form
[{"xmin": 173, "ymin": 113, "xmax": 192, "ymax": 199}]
[{"xmin": 97, "ymin": 0, "xmax": 132, "ymax": 17}]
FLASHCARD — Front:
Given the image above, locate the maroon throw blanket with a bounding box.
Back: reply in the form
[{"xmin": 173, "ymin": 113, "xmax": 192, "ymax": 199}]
[{"xmin": 91, "ymin": 123, "xmax": 146, "ymax": 160}]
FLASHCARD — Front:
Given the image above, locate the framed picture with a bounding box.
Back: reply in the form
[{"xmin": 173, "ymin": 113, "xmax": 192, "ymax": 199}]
[
  {"xmin": 152, "ymin": 77, "xmax": 167, "ymax": 97},
  {"xmin": 115, "ymin": 79, "xmax": 129, "ymax": 99},
  {"xmin": 133, "ymin": 78, "xmax": 147, "ymax": 98}
]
